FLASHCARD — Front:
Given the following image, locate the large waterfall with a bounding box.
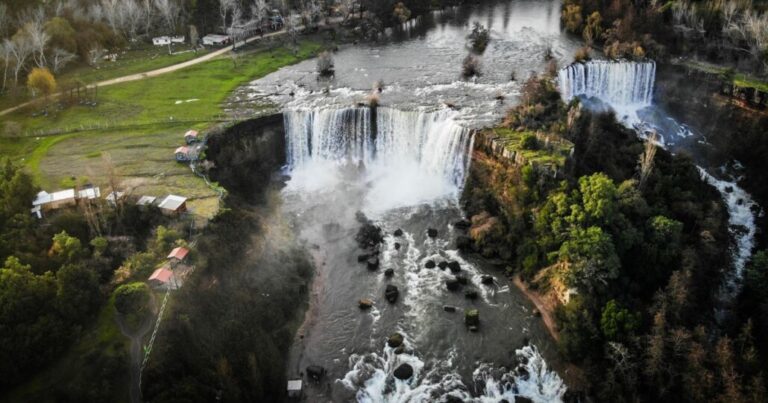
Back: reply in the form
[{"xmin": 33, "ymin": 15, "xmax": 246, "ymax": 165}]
[
  {"xmin": 557, "ymin": 60, "xmax": 656, "ymax": 106},
  {"xmin": 284, "ymin": 107, "xmax": 474, "ymax": 189}
]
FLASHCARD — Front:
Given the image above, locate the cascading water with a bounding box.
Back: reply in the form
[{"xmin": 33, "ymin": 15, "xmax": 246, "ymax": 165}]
[{"xmin": 557, "ymin": 60, "xmax": 656, "ymax": 107}]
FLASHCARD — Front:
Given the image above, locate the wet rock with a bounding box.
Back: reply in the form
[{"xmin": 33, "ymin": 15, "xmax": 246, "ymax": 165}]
[
  {"xmin": 385, "ymin": 284, "xmax": 399, "ymax": 303},
  {"xmin": 384, "ymin": 268, "xmax": 395, "ymax": 277},
  {"xmin": 481, "ymin": 275, "xmax": 494, "ymax": 285},
  {"xmin": 443, "ymin": 305, "xmax": 457, "ymax": 312},
  {"xmin": 453, "ymin": 219, "xmax": 471, "ymax": 229},
  {"xmin": 532, "ymin": 308, "xmax": 541, "ymax": 317},
  {"xmin": 464, "ymin": 290, "xmax": 479, "ymax": 300},
  {"xmin": 358, "ymin": 299, "xmax": 374, "ymax": 309},
  {"xmin": 367, "ymin": 257, "xmax": 380, "ymax": 271},
  {"xmin": 456, "ymin": 275, "xmax": 468, "ymax": 285},
  {"xmin": 448, "ymin": 261, "xmax": 461, "ymax": 273},
  {"xmin": 446, "ymin": 396, "xmax": 464, "ymax": 403},
  {"xmin": 446, "ymin": 278, "xmax": 461, "ymax": 291},
  {"xmin": 387, "ymin": 332, "xmax": 404, "ymax": 348},
  {"xmin": 438, "ymin": 261, "xmax": 448, "ymax": 270},
  {"xmin": 306, "ymin": 365, "xmax": 326, "ymax": 381},
  {"xmin": 355, "ymin": 212, "xmax": 384, "ymax": 248},
  {"xmin": 514, "ymin": 397, "xmax": 533, "ymax": 403},
  {"xmin": 394, "ymin": 228, "xmax": 403, "ymax": 237},
  {"xmin": 737, "ymin": 198, "xmax": 744, "ymax": 205},
  {"xmin": 725, "ymin": 186, "xmax": 734, "ymax": 193},
  {"xmin": 393, "ymin": 363, "xmax": 414, "ymax": 380},
  {"xmin": 465, "ymin": 309, "xmax": 480, "ymax": 328},
  {"xmin": 425, "ymin": 260, "xmax": 436, "ymax": 269},
  {"xmin": 516, "ymin": 366, "xmax": 530, "ymax": 381},
  {"xmin": 427, "ymin": 228, "xmax": 438, "ymax": 238},
  {"xmin": 456, "ymin": 235, "xmax": 473, "ymax": 250},
  {"xmin": 358, "ymin": 254, "xmax": 371, "ymax": 262},
  {"xmin": 394, "ymin": 345, "xmax": 405, "ymax": 355},
  {"xmin": 394, "ymin": 242, "xmax": 401, "ymax": 250}
]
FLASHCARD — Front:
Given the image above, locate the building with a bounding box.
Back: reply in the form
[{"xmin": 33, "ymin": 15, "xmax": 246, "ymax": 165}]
[
  {"xmin": 202, "ymin": 34, "xmax": 230, "ymax": 46},
  {"xmin": 153, "ymin": 36, "xmax": 185, "ymax": 46},
  {"xmin": 287, "ymin": 380, "xmax": 303, "ymax": 399},
  {"xmin": 148, "ymin": 266, "xmax": 179, "ymax": 290},
  {"xmin": 77, "ymin": 186, "xmax": 101, "ymax": 200},
  {"xmin": 136, "ymin": 195, "xmax": 157, "ymax": 207},
  {"xmin": 31, "ymin": 189, "xmax": 77, "ymax": 218},
  {"xmin": 175, "ymin": 146, "xmax": 191, "ymax": 162},
  {"xmin": 158, "ymin": 195, "xmax": 187, "ymax": 215},
  {"xmin": 167, "ymin": 246, "xmax": 190, "ymax": 266},
  {"xmin": 105, "ymin": 191, "xmax": 126, "ymax": 206},
  {"xmin": 184, "ymin": 130, "xmax": 200, "ymax": 144}
]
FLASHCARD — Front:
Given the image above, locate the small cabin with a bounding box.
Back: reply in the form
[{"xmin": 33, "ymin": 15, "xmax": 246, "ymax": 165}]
[
  {"xmin": 184, "ymin": 130, "xmax": 200, "ymax": 144},
  {"xmin": 167, "ymin": 246, "xmax": 190, "ymax": 266},
  {"xmin": 77, "ymin": 186, "xmax": 101, "ymax": 200},
  {"xmin": 32, "ymin": 189, "xmax": 77, "ymax": 218},
  {"xmin": 175, "ymin": 146, "xmax": 191, "ymax": 162},
  {"xmin": 153, "ymin": 36, "xmax": 184, "ymax": 46},
  {"xmin": 105, "ymin": 191, "xmax": 126, "ymax": 206},
  {"xmin": 158, "ymin": 195, "xmax": 187, "ymax": 216},
  {"xmin": 136, "ymin": 195, "xmax": 157, "ymax": 208},
  {"xmin": 287, "ymin": 379, "xmax": 302, "ymax": 399},
  {"xmin": 148, "ymin": 266, "xmax": 178, "ymax": 290},
  {"xmin": 202, "ymin": 34, "xmax": 230, "ymax": 46}
]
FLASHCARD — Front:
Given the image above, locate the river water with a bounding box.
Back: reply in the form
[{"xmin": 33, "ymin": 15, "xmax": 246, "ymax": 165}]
[{"xmin": 239, "ymin": 1, "xmax": 581, "ymax": 402}]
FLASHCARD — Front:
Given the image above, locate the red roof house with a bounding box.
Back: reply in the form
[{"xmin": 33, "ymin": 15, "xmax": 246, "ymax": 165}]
[
  {"xmin": 175, "ymin": 146, "xmax": 191, "ymax": 162},
  {"xmin": 167, "ymin": 246, "xmax": 190, "ymax": 262},
  {"xmin": 184, "ymin": 130, "xmax": 200, "ymax": 144},
  {"xmin": 148, "ymin": 266, "xmax": 177, "ymax": 289}
]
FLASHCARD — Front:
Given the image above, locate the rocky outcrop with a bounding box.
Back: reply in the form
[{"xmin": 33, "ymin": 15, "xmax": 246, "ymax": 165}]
[
  {"xmin": 385, "ymin": 285, "xmax": 399, "ymax": 303},
  {"xmin": 393, "ymin": 363, "xmax": 414, "ymax": 380},
  {"xmin": 359, "ymin": 299, "xmax": 374, "ymax": 309},
  {"xmin": 387, "ymin": 332, "xmax": 404, "ymax": 348}
]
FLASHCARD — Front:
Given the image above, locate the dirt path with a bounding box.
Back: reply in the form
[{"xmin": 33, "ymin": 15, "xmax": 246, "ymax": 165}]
[
  {"xmin": 0, "ymin": 30, "xmax": 289, "ymax": 117},
  {"xmin": 513, "ymin": 275, "xmax": 560, "ymax": 342}
]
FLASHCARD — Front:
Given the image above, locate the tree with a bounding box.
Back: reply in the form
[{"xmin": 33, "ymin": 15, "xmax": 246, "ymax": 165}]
[
  {"xmin": 154, "ymin": 0, "xmax": 181, "ymax": 35},
  {"xmin": 56, "ymin": 263, "xmax": 100, "ymax": 322},
  {"xmin": 578, "ymin": 172, "xmax": 618, "ymax": 226},
  {"xmin": 49, "ymin": 47, "xmax": 76, "ymax": 74},
  {"xmin": 393, "ymin": 2, "xmax": 411, "ymax": 24},
  {"xmin": 0, "ymin": 3, "xmax": 9, "ymax": 38},
  {"xmin": 45, "ymin": 16, "xmax": 78, "ymax": 54},
  {"xmin": 49, "ymin": 231, "xmax": 84, "ymax": 263},
  {"xmin": 583, "ymin": 11, "xmax": 603, "ymax": 45},
  {"xmin": 27, "ymin": 67, "xmax": 57, "ymax": 99},
  {"xmin": 114, "ymin": 282, "xmax": 151, "ymax": 316},
  {"xmin": 7, "ymin": 33, "xmax": 33, "ymax": 85},
  {"xmin": 469, "ymin": 22, "xmax": 490, "ymax": 54},
  {"xmin": 562, "ymin": 4, "xmax": 583, "ymax": 33},
  {"xmin": 559, "ymin": 226, "xmax": 620, "ymax": 293},
  {"xmin": 600, "ymin": 299, "xmax": 639, "ymax": 340}
]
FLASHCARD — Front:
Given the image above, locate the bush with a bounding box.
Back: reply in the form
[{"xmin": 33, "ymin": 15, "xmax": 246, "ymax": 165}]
[
  {"xmin": 469, "ymin": 22, "xmax": 490, "ymax": 54},
  {"xmin": 574, "ymin": 46, "xmax": 591, "ymax": 62},
  {"xmin": 114, "ymin": 282, "xmax": 151, "ymax": 316},
  {"xmin": 520, "ymin": 134, "xmax": 539, "ymax": 150},
  {"xmin": 316, "ymin": 51, "xmax": 334, "ymax": 77},
  {"xmin": 462, "ymin": 54, "xmax": 481, "ymax": 78}
]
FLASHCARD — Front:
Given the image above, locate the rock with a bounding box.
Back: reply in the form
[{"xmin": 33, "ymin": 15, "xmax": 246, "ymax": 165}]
[
  {"xmin": 532, "ymin": 308, "xmax": 541, "ymax": 317},
  {"xmin": 464, "ymin": 290, "xmax": 479, "ymax": 300},
  {"xmin": 385, "ymin": 284, "xmax": 399, "ymax": 303},
  {"xmin": 446, "ymin": 396, "xmax": 464, "ymax": 403},
  {"xmin": 384, "ymin": 268, "xmax": 394, "ymax": 277},
  {"xmin": 725, "ymin": 186, "xmax": 734, "ymax": 193},
  {"xmin": 448, "ymin": 261, "xmax": 461, "ymax": 273},
  {"xmin": 481, "ymin": 275, "xmax": 494, "ymax": 285},
  {"xmin": 387, "ymin": 332, "xmax": 404, "ymax": 348},
  {"xmin": 394, "ymin": 345, "xmax": 405, "ymax": 355},
  {"xmin": 393, "ymin": 363, "xmax": 414, "ymax": 380},
  {"xmin": 438, "ymin": 261, "xmax": 448, "ymax": 270},
  {"xmin": 453, "ymin": 219, "xmax": 471, "ymax": 229},
  {"xmin": 358, "ymin": 253, "xmax": 370, "ymax": 262},
  {"xmin": 394, "ymin": 242, "xmax": 401, "ymax": 250},
  {"xmin": 737, "ymin": 198, "xmax": 744, "ymax": 205},
  {"xmin": 514, "ymin": 397, "xmax": 533, "ymax": 403},
  {"xmin": 427, "ymin": 228, "xmax": 438, "ymax": 238},
  {"xmin": 516, "ymin": 366, "xmax": 530, "ymax": 381},
  {"xmin": 306, "ymin": 365, "xmax": 325, "ymax": 381},
  {"xmin": 443, "ymin": 305, "xmax": 457, "ymax": 312},
  {"xmin": 367, "ymin": 257, "xmax": 380, "ymax": 271},
  {"xmin": 468, "ymin": 325, "xmax": 479, "ymax": 332},
  {"xmin": 456, "ymin": 275, "xmax": 468, "ymax": 285},
  {"xmin": 446, "ymin": 278, "xmax": 461, "ymax": 291},
  {"xmin": 425, "ymin": 260, "xmax": 436, "ymax": 269},
  {"xmin": 358, "ymin": 299, "xmax": 374, "ymax": 309},
  {"xmin": 394, "ymin": 228, "xmax": 404, "ymax": 237},
  {"xmin": 456, "ymin": 235, "xmax": 473, "ymax": 250},
  {"xmin": 465, "ymin": 309, "xmax": 480, "ymax": 327}
]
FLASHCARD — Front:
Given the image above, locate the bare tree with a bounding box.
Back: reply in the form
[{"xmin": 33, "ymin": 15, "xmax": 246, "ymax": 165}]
[
  {"xmin": 121, "ymin": 0, "xmax": 145, "ymax": 40},
  {"xmin": 285, "ymin": 13, "xmax": 300, "ymax": 54},
  {"xmin": 219, "ymin": 0, "xmax": 237, "ymax": 32},
  {"xmin": 88, "ymin": 45, "xmax": 106, "ymax": 67},
  {"xmin": 8, "ymin": 35, "xmax": 33, "ymax": 85},
  {"xmin": 639, "ymin": 131, "xmax": 658, "ymax": 190},
  {"xmin": 1, "ymin": 40, "xmax": 12, "ymax": 91},
  {"xmin": 229, "ymin": 4, "xmax": 244, "ymax": 49},
  {"xmin": 154, "ymin": 0, "xmax": 181, "ymax": 34},
  {"xmin": 50, "ymin": 47, "xmax": 76, "ymax": 73},
  {"xmin": 189, "ymin": 25, "xmax": 199, "ymax": 50},
  {"xmin": 339, "ymin": 0, "xmax": 356, "ymax": 21},
  {"xmin": 251, "ymin": 0, "xmax": 269, "ymax": 27},
  {"xmin": 0, "ymin": 3, "xmax": 10, "ymax": 38}
]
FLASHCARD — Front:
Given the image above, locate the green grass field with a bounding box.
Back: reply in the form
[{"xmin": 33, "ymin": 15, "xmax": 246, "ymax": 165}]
[
  {"xmin": 1, "ymin": 40, "xmax": 322, "ymax": 220},
  {"xmin": 491, "ymin": 127, "xmax": 573, "ymax": 167},
  {"xmin": 684, "ymin": 60, "xmax": 768, "ymax": 92}
]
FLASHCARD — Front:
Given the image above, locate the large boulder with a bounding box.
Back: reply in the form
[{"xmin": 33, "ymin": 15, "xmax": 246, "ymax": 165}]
[
  {"xmin": 387, "ymin": 332, "xmax": 404, "ymax": 348},
  {"xmin": 446, "ymin": 278, "xmax": 461, "ymax": 291},
  {"xmin": 367, "ymin": 257, "xmax": 380, "ymax": 271},
  {"xmin": 443, "ymin": 305, "xmax": 457, "ymax": 313},
  {"xmin": 306, "ymin": 365, "xmax": 325, "ymax": 381},
  {"xmin": 355, "ymin": 212, "xmax": 383, "ymax": 247},
  {"xmin": 394, "ymin": 228, "xmax": 404, "ymax": 237},
  {"xmin": 359, "ymin": 299, "xmax": 374, "ymax": 309},
  {"xmin": 427, "ymin": 228, "xmax": 438, "ymax": 238},
  {"xmin": 514, "ymin": 397, "xmax": 533, "ymax": 403},
  {"xmin": 425, "ymin": 260, "xmax": 436, "ymax": 269},
  {"xmin": 465, "ymin": 309, "xmax": 480, "ymax": 328},
  {"xmin": 358, "ymin": 253, "xmax": 371, "ymax": 262},
  {"xmin": 393, "ymin": 363, "xmax": 414, "ymax": 380},
  {"xmin": 481, "ymin": 275, "xmax": 494, "ymax": 285},
  {"xmin": 447, "ymin": 261, "xmax": 461, "ymax": 273},
  {"xmin": 384, "ymin": 268, "xmax": 395, "ymax": 277},
  {"xmin": 438, "ymin": 261, "xmax": 448, "ymax": 270},
  {"xmin": 385, "ymin": 285, "xmax": 399, "ymax": 303},
  {"xmin": 394, "ymin": 242, "xmax": 401, "ymax": 250}
]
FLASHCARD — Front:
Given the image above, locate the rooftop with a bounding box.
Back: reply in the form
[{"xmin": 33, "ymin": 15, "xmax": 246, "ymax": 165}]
[
  {"xmin": 184, "ymin": 130, "xmax": 199, "ymax": 138},
  {"xmin": 175, "ymin": 146, "xmax": 190, "ymax": 155},
  {"xmin": 158, "ymin": 195, "xmax": 187, "ymax": 211},
  {"xmin": 168, "ymin": 246, "xmax": 190, "ymax": 261},
  {"xmin": 33, "ymin": 189, "xmax": 76, "ymax": 206},
  {"xmin": 136, "ymin": 195, "xmax": 157, "ymax": 206},
  {"xmin": 149, "ymin": 267, "xmax": 173, "ymax": 283},
  {"xmin": 78, "ymin": 187, "xmax": 101, "ymax": 200}
]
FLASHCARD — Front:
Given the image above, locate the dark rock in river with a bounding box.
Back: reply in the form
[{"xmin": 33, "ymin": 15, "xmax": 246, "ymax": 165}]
[
  {"xmin": 447, "ymin": 261, "xmax": 461, "ymax": 273},
  {"xmin": 516, "ymin": 366, "xmax": 530, "ymax": 381},
  {"xmin": 446, "ymin": 396, "xmax": 464, "ymax": 403},
  {"xmin": 465, "ymin": 309, "xmax": 479, "ymax": 327},
  {"xmin": 358, "ymin": 254, "xmax": 370, "ymax": 262},
  {"xmin": 394, "ymin": 242, "xmax": 401, "ymax": 250},
  {"xmin": 464, "ymin": 290, "xmax": 478, "ymax": 300},
  {"xmin": 355, "ymin": 212, "xmax": 384, "ymax": 248},
  {"xmin": 384, "ymin": 268, "xmax": 394, "ymax": 277},
  {"xmin": 481, "ymin": 275, "xmax": 494, "ymax": 285},
  {"xmin": 394, "ymin": 228, "xmax": 403, "ymax": 237},
  {"xmin": 725, "ymin": 186, "xmax": 734, "ymax": 193},
  {"xmin": 427, "ymin": 228, "xmax": 438, "ymax": 238},
  {"xmin": 438, "ymin": 261, "xmax": 448, "ymax": 270},
  {"xmin": 385, "ymin": 284, "xmax": 399, "ymax": 303},
  {"xmin": 532, "ymin": 308, "xmax": 541, "ymax": 317},
  {"xmin": 358, "ymin": 299, "xmax": 373, "ymax": 309},
  {"xmin": 387, "ymin": 332, "xmax": 404, "ymax": 348},
  {"xmin": 446, "ymin": 278, "xmax": 461, "ymax": 291},
  {"xmin": 443, "ymin": 305, "xmax": 457, "ymax": 312},
  {"xmin": 394, "ymin": 345, "xmax": 405, "ymax": 355},
  {"xmin": 306, "ymin": 365, "xmax": 325, "ymax": 381},
  {"xmin": 454, "ymin": 219, "xmax": 471, "ymax": 229},
  {"xmin": 456, "ymin": 275, "xmax": 468, "ymax": 285},
  {"xmin": 367, "ymin": 257, "xmax": 380, "ymax": 270},
  {"xmin": 425, "ymin": 260, "xmax": 436, "ymax": 269},
  {"xmin": 456, "ymin": 235, "xmax": 473, "ymax": 250},
  {"xmin": 393, "ymin": 363, "xmax": 414, "ymax": 380},
  {"xmin": 514, "ymin": 397, "xmax": 533, "ymax": 403}
]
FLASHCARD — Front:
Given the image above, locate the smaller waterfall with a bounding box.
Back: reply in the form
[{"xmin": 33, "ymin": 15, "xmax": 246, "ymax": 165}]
[{"xmin": 558, "ymin": 60, "xmax": 656, "ymax": 107}]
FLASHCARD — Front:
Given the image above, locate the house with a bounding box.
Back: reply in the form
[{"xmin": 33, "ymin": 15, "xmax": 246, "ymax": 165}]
[
  {"xmin": 287, "ymin": 380, "xmax": 303, "ymax": 399},
  {"xmin": 153, "ymin": 36, "xmax": 185, "ymax": 46},
  {"xmin": 77, "ymin": 186, "xmax": 101, "ymax": 200},
  {"xmin": 175, "ymin": 146, "xmax": 191, "ymax": 162},
  {"xmin": 184, "ymin": 130, "xmax": 200, "ymax": 144},
  {"xmin": 105, "ymin": 191, "xmax": 126, "ymax": 206},
  {"xmin": 158, "ymin": 195, "xmax": 187, "ymax": 215},
  {"xmin": 202, "ymin": 34, "xmax": 230, "ymax": 46},
  {"xmin": 31, "ymin": 189, "xmax": 77, "ymax": 218},
  {"xmin": 148, "ymin": 266, "xmax": 179, "ymax": 290},
  {"xmin": 167, "ymin": 246, "xmax": 190, "ymax": 266},
  {"xmin": 136, "ymin": 195, "xmax": 157, "ymax": 207}
]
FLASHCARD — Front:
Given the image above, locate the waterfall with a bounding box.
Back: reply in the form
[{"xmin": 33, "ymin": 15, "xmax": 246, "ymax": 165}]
[
  {"xmin": 284, "ymin": 107, "xmax": 474, "ymax": 188},
  {"xmin": 557, "ymin": 60, "xmax": 656, "ymax": 107}
]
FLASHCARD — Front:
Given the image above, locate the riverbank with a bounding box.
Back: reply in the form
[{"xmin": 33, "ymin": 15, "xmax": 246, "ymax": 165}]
[{"xmin": 513, "ymin": 276, "xmax": 559, "ymax": 342}]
